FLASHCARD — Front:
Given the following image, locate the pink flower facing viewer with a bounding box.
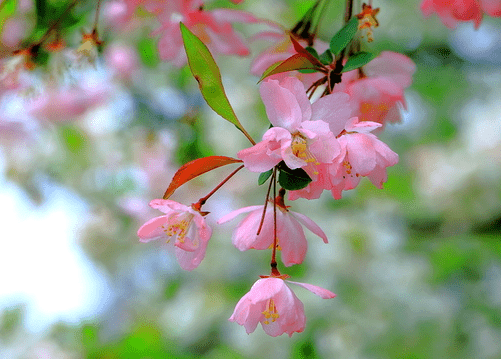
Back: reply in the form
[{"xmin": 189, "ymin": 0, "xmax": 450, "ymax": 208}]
[
  {"xmin": 335, "ymin": 51, "xmax": 416, "ymax": 126},
  {"xmin": 421, "ymin": 0, "xmax": 501, "ymax": 28},
  {"xmin": 137, "ymin": 199, "xmax": 212, "ymax": 271},
  {"xmin": 217, "ymin": 195, "xmax": 328, "ymax": 266},
  {"xmin": 237, "ymin": 77, "xmax": 352, "ymax": 180},
  {"xmin": 229, "ymin": 276, "xmax": 336, "ymax": 337},
  {"xmin": 289, "ymin": 117, "xmax": 399, "ymax": 201},
  {"xmin": 152, "ymin": 0, "xmax": 259, "ymax": 67}
]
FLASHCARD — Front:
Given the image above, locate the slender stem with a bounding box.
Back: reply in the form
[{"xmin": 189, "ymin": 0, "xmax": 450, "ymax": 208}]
[
  {"xmin": 196, "ymin": 164, "xmax": 244, "ymax": 208},
  {"xmin": 344, "ymin": 0, "xmax": 354, "ymax": 24},
  {"xmin": 241, "ymin": 128, "xmax": 256, "ymax": 146},
  {"xmin": 35, "ymin": 0, "xmax": 80, "ymax": 46},
  {"xmin": 93, "ymin": 0, "xmax": 102, "ymax": 31},
  {"xmin": 256, "ymin": 168, "xmax": 276, "ymax": 236},
  {"xmin": 270, "ymin": 167, "xmax": 278, "ymax": 270}
]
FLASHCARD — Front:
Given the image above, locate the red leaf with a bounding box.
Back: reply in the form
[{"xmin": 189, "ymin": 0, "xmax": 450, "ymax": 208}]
[
  {"xmin": 259, "ymin": 53, "xmax": 318, "ymax": 82},
  {"xmin": 163, "ymin": 156, "xmax": 242, "ymax": 199},
  {"xmin": 290, "ymin": 36, "xmax": 324, "ymax": 67}
]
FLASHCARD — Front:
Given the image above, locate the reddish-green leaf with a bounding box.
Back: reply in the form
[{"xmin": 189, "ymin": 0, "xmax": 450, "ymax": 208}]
[
  {"xmin": 163, "ymin": 156, "xmax": 242, "ymax": 199},
  {"xmin": 259, "ymin": 54, "xmax": 317, "ymax": 82},
  {"xmin": 290, "ymin": 36, "xmax": 324, "ymax": 67}
]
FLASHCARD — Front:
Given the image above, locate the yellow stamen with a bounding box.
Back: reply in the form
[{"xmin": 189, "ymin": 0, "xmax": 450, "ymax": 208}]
[
  {"xmin": 291, "ymin": 133, "xmax": 320, "ymax": 175},
  {"xmin": 162, "ymin": 212, "xmax": 194, "ymax": 243},
  {"xmin": 262, "ymin": 299, "xmax": 279, "ymax": 325}
]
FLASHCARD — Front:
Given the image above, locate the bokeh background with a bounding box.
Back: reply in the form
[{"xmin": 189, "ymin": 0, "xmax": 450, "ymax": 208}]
[{"xmin": 1, "ymin": 0, "xmax": 501, "ymax": 358}]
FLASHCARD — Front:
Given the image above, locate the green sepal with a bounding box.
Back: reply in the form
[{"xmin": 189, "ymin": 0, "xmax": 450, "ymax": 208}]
[
  {"xmin": 278, "ymin": 162, "xmax": 312, "ymax": 191},
  {"xmin": 319, "ymin": 49, "xmax": 333, "ymax": 65},
  {"xmin": 305, "ymin": 46, "xmax": 320, "ymax": 59},
  {"xmin": 329, "ymin": 17, "xmax": 359, "ymax": 56},
  {"xmin": 258, "ymin": 169, "xmax": 273, "ymax": 185}
]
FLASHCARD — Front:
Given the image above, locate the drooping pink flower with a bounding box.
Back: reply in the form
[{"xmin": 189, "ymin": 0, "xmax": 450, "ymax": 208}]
[
  {"xmin": 229, "ymin": 276, "xmax": 335, "ymax": 337},
  {"xmin": 238, "ymin": 77, "xmax": 351, "ymax": 178},
  {"xmin": 137, "ymin": 199, "xmax": 212, "ymax": 271},
  {"xmin": 289, "ymin": 117, "xmax": 399, "ymax": 200},
  {"xmin": 335, "ymin": 51, "xmax": 416, "ymax": 126},
  {"xmin": 217, "ymin": 199, "xmax": 327, "ymax": 267},
  {"xmin": 152, "ymin": 0, "xmax": 259, "ymax": 67},
  {"xmin": 420, "ymin": 0, "xmax": 501, "ymax": 28}
]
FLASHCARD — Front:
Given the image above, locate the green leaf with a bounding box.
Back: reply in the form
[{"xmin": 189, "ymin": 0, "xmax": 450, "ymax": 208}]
[
  {"xmin": 278, "ymin": 162, "xmax": 312, "ymax": 191},
  {"xmin": 258, "ymin": 169, "xmax": 273, "ymax": 185},
  {"xmin": 0, "ymin": 0, "xmax": 18, "ymax": 33},
  {"xmin": 180, "ymin": 23, "xmax": 246, "ymax": 137},
  {"xmin": 341, "ymin": 51, "xmax": 376, "ymax": 73},
  {"xmin": 319, "ymin": 49, "xmax": 333, "ymax": 65},
  {"xmin": 329, "ymin": 17, "xmax": 359, "ymax": 55}
]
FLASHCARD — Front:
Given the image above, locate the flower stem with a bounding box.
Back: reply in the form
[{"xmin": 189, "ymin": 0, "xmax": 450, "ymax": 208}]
[
  {"xmin": 256, "ymin": 167, "xmax": 276, "ymax": 236},
  {"xmin": 195, "ymin": 164, "xmax": 244, "ymax": 210},
  {"xmin": 35, "ymin": 0, "xmax": 80, "ymax": 46},
  {"xmin": 270, "ymin": 167, "xmax": 279, "ymax": 275},
  {"xmin": 93, "ymin": 0, "xmax": 102, "ymax": 32}
]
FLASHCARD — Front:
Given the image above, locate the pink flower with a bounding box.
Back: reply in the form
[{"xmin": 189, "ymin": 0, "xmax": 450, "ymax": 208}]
[
  {"xmin": 152, "ymin": 0, "xmax": 259, "ymax": 67},
  {"xmin": 229, "ymin": 276, "xmax": 335, "ymax": 337},
  {"xmin": 237, "ymin": 77, "xmax": 351, "ymax": 178},
  {"xmin": 217, "ymin": 201, "xmax": 327, "ymax": 267},
  {"xmin": 137, "ymin": 199, "xmax": 212, "ymax": 271},
  {"xmin": 289, "ymin": 117, "xmax": 399, "ymax": 200},
  {"xmin": 420, "ymin": 0, "xmax": 501, "ymax": 28},
  {"xmin": 335, "ymin": 51, "xmax": 415, "ymax": 126},
  {"xmin": 29, "ymin": 84, "xmax": 108, "ymax": 122}
]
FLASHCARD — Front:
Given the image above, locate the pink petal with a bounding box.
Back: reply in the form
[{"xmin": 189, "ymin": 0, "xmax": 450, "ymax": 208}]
[
  {"xmin": 289, "ymin": 211, "xmax": 328, "ymax": 243},
  {"xmin": 480, "ymin": 0, "xmax": 501, "ymax": 16},
  {"xmin": 278, "ymin": 213, "xmax": 308, "ymax": 266},
  {"xmin": 237, "ymin": 137, "xmax": 283, "ymax": 172},
  {"xmin": 137, "ymin": 215, "xmax": 168, "ymax": 242},
  {"xmin": 286, "ymin": 281, "xmax": 336, "ymax": 299},
  {"xmin": 149, "ymin": 199, "xmax": 187, "ymax": 213},
  {"xmin": 217, "ymin": 205, "xmax": 263, "ymax": 224},
  {"xmin": 311, "ymin": 92, "xmax": 354, "ymax": 136},
  {"xmin": 343, "ymin": 133, "xmax": 377, "ymax": 175},
  {"xmin": 259, "ymin": 78, "xmax": 304, "ymax": 130}
]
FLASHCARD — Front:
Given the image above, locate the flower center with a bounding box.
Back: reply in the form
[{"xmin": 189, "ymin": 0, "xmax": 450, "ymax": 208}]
[
  {"xmin": 163, "ymin": 212, "xmax": 194, "ymax": 243},
  {"xmin": 291, "ymin": 133, "xmax": 320, "ymax": 175},
  {"xmin": 262, "ymin": 299, "xmax": 279, "ymax": 324},
  {"xmin": 342, "ymin": 160, "xmax": 360, "ymax": 178}
]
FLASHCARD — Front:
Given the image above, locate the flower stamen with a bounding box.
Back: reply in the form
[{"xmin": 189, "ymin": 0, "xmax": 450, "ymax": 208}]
[
  {"xmin": 262, "ymin": 299, "xmax": 279, "ymax": 324},
  {"xmin": 291, "ymin": 133, "xmax": 320, "ymax": 175}
]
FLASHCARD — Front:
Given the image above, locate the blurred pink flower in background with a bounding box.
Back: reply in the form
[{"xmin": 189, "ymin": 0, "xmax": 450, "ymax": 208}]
[
  {"xmin": 1, "ymin": 18, "xmax": 27, "ymax": 49},
  {"xmin": 421, "ymin": 0, "xmax": 501, "ymax": 28},
  {"xmin": 152, "ymin": 0, "xmax": 259, "ymax": 67},
  {"xmin": 137, "ymin": 199, "xmax": 212, "ymax": 271},
  {"xmin": 229, "ymin": 277, "xmax": 335, "ymax": 337},
  {"xmin": 217, "ymin": 202, "xmax": 328, "ymax": 267},
  {"xmin": 29, "ymin": 84, "xmax": 109, "ymax": 122},
  {"xmin": 335, "ymin": 51, "xmax": 416, "ymax": 126},
  {"xmin": 105, "ymin": 44, "xmax": 139, "ymax": 80}
]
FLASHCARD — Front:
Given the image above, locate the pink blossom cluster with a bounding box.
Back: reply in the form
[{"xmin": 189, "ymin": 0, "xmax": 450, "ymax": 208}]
[
  {"xmin": 237, "ymin": 76, "xmax": 401, "ymax": 200},
  {"xmin": 421, "ymin": 0, "xmax": 501, "ymax": 28}
]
